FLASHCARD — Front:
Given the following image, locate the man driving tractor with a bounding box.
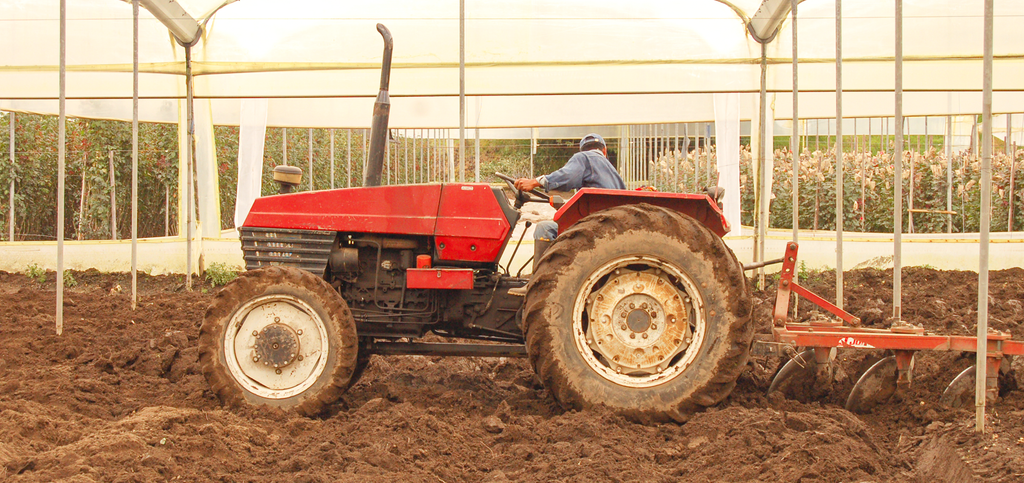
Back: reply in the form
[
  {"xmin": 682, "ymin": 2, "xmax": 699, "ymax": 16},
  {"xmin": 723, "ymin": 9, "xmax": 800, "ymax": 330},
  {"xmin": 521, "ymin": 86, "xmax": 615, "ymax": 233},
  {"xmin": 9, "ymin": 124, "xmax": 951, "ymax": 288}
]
[{"xmin": 509, "ymin": 133, "xmax": 626, "ymax": 296}]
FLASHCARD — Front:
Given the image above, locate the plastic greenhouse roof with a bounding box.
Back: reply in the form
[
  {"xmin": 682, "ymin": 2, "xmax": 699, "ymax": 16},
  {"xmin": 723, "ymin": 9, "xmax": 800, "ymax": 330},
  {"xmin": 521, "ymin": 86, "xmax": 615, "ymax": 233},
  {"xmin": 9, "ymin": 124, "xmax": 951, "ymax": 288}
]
[{"xmin": 0, "ymin": 0, "xmax": 1021, "ymax": 128}]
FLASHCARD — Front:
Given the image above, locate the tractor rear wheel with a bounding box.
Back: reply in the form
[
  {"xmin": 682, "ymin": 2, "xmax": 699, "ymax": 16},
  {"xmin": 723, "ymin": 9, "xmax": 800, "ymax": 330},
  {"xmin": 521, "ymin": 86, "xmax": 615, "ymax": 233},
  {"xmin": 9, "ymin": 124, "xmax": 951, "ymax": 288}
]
[
  {"xmin": 199, "ymin": 266, "xmax": 359, "ymax": 416},
  {"xmin": 522, "ymin": 204, "xmax": 752, "ymax": 422}
]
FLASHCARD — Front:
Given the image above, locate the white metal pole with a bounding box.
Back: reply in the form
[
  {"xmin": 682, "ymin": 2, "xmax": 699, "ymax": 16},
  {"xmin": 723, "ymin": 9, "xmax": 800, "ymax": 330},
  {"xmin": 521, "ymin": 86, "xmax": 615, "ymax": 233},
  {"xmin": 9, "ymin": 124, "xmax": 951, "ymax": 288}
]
[
  {"xmin": 683, "ymin": 124, "xmax": 689, "ymax": 190},
  {"xmin": 835, "ymin": 0, "xmax": 844, "ymax": 309},
  {"xmin": 976, "ymin": 0, "xmax": 994, "ymax": 434},
  {"xmin": 674, "ymin": 123, "xmax": 679, "ymax": 192},
  {"xmin": 57, "ymin": 0, "xmax": 66, "ymax": 335},
  {"xmin": 792, "ymin": 0, "xmax": 799, "ymax": 243},
  {"xmin": 446, "ymin": 130, "xmax": 453, "ymax": 182},
  {"xmin": 459, "ymin": 0, "xmax": 465, "ymax": 183},
  {"xmin": 530, "ymin": 128, "xmax": 535, "ymax": 179},
  {"xmin": 8, "ymin": 111, "xmax": 14, "ymax": 241},
  {"xmin": 185, "ymin": 46, "xmax": 194, "ymax": 290},
  {"xmin": 947, "ymin": 115, "xmax": 953, "ymax": 233},
  {"xmin": 706, "ymin": 124, "xmax": 712, "ymax": 188},
  {"xmin": 330, "ymin": 129, "xmax": 335, "ymax": 189},
  {"xmin": 346, "ymin": 129, "xmax": 351, "ymax": 187},
  {"xmin": 131, "ymin": 0, "xmax": 139, "ymax": 310},
  {"xmin": 757, "ymin": 42, "xmax": 768, "ymax": 287},
  {"xmin": 109, "ymin": 150, "xmax": 117, "ymax": 239},
  {"xmin": 894, "ymin": 0, "xmax": 904, "ymax": 322},
  {"xmin": 1008, "ymin": 114, "xmax": 1014, "ymax": 231},
  {"xmin": 308, "ymin": 128, "xmax": 313, "ymax": 190}
]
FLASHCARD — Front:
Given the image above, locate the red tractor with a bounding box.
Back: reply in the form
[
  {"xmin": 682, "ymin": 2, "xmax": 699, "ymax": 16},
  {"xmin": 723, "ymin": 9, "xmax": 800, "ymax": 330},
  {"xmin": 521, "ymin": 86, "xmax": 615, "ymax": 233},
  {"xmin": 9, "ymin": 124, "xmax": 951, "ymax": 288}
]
[{"xmin": 198, "ymin": 25, "xmax": 753, "ymax": 422}]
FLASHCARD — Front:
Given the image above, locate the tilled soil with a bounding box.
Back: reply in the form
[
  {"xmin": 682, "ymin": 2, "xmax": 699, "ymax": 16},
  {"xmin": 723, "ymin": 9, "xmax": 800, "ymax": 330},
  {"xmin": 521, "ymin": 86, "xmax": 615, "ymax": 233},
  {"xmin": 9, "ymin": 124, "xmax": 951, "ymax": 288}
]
[{"xmin": 1, "ymin": 267, "xmax": 1024, "ymax": 482}]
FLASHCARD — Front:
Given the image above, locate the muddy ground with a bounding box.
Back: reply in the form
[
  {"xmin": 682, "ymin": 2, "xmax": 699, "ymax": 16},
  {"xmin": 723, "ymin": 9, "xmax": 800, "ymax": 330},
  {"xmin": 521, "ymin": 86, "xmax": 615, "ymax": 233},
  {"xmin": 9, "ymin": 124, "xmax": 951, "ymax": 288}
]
[{"xmin": 2, "ymin": 267, "xmax": 1024, "ymax": 482}]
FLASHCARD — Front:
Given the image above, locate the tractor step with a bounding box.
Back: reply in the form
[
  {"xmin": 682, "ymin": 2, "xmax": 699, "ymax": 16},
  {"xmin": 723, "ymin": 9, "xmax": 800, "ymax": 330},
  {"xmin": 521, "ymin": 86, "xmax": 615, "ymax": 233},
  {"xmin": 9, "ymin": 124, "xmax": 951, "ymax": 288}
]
[{"xmin": 366, "ymin": 341, "xmax": 528, "ymax": 358}]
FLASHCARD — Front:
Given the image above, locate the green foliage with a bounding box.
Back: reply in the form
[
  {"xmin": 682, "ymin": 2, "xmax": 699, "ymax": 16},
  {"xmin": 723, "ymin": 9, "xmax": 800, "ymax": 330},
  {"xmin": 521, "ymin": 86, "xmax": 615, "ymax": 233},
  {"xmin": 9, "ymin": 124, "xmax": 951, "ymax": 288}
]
[
  {"xmin": 63, "ymin": 270, "xmax": 77, "ymax": 288},
  {"xmin": 205, "ymin": 262, "xmax": 238, "ymax": 286},
  {"xmin": 2, "ymin": 111, "xmax": 1015, "ymax": 241},
  {"xmin": 0, "ymin": 113, "xmax": 178, "ymax": 241},
  {"xmin": 742, "ymin": 139, "xmax": 1023, "ymax": 234},
  {"xmin": 25, "ymin": 263, "xmax": 45, "ymax": 284},
  {"xmin": 796, "ymin": 261, "xmax": 829, "ymax": 283}
]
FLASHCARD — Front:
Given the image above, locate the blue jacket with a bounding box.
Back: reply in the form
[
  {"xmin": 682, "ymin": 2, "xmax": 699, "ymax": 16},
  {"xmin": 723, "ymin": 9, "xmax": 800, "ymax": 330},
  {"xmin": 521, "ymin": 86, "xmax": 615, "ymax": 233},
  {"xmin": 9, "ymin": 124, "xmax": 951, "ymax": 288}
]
[{"xmin": 540, "ymin": 150, "xmax": 626, "ymax": 191}]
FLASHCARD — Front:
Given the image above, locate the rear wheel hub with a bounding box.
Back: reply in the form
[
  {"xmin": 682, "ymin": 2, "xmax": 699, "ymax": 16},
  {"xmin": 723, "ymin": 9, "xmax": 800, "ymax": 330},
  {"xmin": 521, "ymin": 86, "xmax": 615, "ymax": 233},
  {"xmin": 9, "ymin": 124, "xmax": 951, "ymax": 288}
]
[
  {"xmin": 579, "ymin": 258, "xmax": 703, "ymax": 387},
  {"xmin": 255, "ymin": 323, "xmax": 300, "ymax": 369},
  {"xmin": 224, "ymin": 294, "xmax": 330, "ymax": 399}
]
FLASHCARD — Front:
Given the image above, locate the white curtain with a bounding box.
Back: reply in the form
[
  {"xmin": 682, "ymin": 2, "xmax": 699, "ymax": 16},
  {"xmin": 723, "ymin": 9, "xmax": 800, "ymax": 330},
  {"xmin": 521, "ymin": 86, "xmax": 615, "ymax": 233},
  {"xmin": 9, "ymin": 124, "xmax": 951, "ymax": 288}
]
[
  {"xmin": 234, "ymin": 99, "xmax": 269, "ymax": 228},
  {"xmin": 714, "ymin": 93, "xmax": 741, "ymax": 233}
]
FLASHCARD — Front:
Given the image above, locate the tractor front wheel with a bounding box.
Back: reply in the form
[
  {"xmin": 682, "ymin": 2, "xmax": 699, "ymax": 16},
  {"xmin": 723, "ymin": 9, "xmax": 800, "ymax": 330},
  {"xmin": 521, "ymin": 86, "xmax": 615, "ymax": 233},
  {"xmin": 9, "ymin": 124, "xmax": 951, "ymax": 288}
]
[
  {"xmin": 522, "ymin": 204, "xmax": 752, "ymax": 422},
  {"xmin": 199, "ymin": 266, "xmax": 359, "ymax": 416}
]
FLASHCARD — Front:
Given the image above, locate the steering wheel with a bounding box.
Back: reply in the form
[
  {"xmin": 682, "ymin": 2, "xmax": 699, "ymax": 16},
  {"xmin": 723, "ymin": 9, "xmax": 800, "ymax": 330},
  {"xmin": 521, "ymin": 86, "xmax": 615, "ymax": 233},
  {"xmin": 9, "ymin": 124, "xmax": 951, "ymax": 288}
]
[{"xmin": 495, "ymin": 172, "xmax": 549, "ymax": 208}]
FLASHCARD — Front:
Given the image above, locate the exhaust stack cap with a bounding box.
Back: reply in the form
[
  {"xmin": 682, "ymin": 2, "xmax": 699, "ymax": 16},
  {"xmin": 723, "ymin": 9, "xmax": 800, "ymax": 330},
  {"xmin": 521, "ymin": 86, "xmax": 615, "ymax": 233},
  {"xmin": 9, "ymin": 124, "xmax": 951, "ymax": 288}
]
[{"xmin": 273, "ymin": 165, "xmax": 303, "ymax": 194}]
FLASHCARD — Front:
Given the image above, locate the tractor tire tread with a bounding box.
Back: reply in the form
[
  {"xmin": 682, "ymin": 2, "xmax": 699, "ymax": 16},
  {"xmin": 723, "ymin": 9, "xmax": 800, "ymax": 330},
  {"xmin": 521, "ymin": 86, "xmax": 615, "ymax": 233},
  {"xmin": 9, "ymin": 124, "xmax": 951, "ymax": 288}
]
[
  {"xmin": 199, "ymin": 266, "xmax": 359, "ymax": 417},
  {"xmin": 522, "ymin": 203, "xmax": 752, "ymax": 422}
]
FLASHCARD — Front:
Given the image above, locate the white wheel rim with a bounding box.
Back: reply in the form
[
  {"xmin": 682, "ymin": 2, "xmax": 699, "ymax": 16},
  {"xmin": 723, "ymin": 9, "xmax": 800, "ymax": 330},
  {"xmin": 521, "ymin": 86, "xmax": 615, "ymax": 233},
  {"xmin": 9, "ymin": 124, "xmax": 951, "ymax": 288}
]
[
  {"xmin": 572, "ymin": 255, "xmax": 707, "ymax": 388},
  {"xmin": 224, "ymin": 294, "xmax": 331, "ymax": 399}
]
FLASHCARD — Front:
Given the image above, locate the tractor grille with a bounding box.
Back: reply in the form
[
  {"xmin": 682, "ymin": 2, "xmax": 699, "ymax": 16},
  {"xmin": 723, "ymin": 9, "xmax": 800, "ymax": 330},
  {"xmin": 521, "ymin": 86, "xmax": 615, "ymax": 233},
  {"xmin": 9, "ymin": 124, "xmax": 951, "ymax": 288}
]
[{"xmin": 239, "ymin": 227, "xmax": 335, "ymax": 274}]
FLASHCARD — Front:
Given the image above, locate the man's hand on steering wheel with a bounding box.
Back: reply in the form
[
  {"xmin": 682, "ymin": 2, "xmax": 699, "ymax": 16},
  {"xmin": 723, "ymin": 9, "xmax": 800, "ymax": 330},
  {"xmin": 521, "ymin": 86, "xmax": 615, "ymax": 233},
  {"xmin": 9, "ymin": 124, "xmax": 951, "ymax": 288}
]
[
  {"xmin": 494, "ymin": 172, "xmax": 549, "ymax": 209},
  {"xmin": 514, "ymin": 178, "xmax": 542, "ymax": 192}
]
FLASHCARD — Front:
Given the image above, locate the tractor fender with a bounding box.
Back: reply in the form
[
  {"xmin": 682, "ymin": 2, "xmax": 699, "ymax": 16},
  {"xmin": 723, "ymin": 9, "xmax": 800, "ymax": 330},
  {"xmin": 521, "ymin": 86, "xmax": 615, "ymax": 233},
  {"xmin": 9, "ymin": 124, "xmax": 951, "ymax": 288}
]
[{"xmin": 553, "ymin": 188, "xmax": 729, "ymax": 237}]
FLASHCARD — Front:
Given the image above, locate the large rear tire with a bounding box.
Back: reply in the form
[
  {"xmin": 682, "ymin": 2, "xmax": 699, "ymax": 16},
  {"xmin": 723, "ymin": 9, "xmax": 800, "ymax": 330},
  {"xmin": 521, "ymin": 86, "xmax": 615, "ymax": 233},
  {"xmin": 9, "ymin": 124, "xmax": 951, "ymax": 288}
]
[
  {"xmin": 522, "ymin": 204, "xmax": 752, "ymax": 422},
  {"xmin": 199, "ymin": 266, "xmax": 359, "ymax": 416}
]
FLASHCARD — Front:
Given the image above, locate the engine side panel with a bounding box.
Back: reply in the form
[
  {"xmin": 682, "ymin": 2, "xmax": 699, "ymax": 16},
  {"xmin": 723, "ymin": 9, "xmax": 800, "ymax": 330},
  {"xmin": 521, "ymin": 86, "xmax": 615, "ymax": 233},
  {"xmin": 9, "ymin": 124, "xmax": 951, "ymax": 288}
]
[
  {"xmin": 433, "ymin": 183, "xmax": 513, "ymax": 263},
  {"xmin": 554, "ymin": 189, "xmax": 730, "ymax": 237},
  {"xmin": 243, "ymin": 184, "xmax": 444, "ymax": 235}
]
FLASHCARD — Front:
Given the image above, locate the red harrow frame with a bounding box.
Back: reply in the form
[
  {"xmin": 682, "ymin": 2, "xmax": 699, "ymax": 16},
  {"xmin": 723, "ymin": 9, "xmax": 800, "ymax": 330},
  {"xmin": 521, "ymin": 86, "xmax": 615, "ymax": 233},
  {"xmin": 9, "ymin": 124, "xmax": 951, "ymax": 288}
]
[{"xmin": 759, "ymin": 242, "xmax": 1024, "ymax": 413}]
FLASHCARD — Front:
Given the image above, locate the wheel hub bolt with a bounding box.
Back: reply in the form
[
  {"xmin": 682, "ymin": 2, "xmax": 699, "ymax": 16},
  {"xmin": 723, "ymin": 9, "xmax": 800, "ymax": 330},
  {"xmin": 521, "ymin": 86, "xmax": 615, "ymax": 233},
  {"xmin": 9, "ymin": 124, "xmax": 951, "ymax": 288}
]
[
  {"xmin": 630, "ymin": 333, "xmax": 636, "ymax": 339},
  {"xmin": 629, "ymin": 303, "xmax": 635, "ymax": 309},
  {"xmin": 621, "ymin": 324, "xmax": 628, "ymax": 331},
  {"xmin": 275, "ymin": 368, "xmax": 282, "ymax": 375},
  {"xmin": 297, "ymin": 355, "xmax": 303, "ymax": 361},
  {"xmin": 651, "ymin": 324, "xmax": 658, "ymax": 330},
  {"xmin": 651, "ymin": 312, "xmax": 658, "ymax": 318},
  {"xmin": 252, "ymin": 330, "xmax": 259, "ymax": 337},
  {"xmin": 297, "ymin": 329, "xmax": 303, "ymax": 335},
  {"xmin": 642, "ymin": 333, "xmax": 648, "ymax": 339},
  {"xmin": 252, "ymin": 356, "xmax": 259, "ymax": 362},
  {"xmin": 641, "ymin": 303, "xmax": 648, "ymax": 310},
  {"xmin": 274, "ymin": 317, "xmax": 281, "ymax": 323}
]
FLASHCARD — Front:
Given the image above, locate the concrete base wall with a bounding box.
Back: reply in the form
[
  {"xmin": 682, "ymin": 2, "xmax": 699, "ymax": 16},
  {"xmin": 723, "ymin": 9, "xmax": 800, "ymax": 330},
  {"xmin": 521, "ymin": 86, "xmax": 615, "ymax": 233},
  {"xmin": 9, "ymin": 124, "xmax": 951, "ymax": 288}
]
[{"xmin": 0, "ymin": 227, "xmax": 1021, "ymax": 275}]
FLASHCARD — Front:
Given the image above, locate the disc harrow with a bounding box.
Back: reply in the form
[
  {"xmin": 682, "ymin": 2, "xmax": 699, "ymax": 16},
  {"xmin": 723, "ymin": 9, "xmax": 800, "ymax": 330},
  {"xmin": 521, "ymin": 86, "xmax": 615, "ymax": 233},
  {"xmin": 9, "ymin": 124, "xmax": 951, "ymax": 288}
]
[{"xmin": 756, "ymin": 242, "xmax": 1023, "ymax": 414}]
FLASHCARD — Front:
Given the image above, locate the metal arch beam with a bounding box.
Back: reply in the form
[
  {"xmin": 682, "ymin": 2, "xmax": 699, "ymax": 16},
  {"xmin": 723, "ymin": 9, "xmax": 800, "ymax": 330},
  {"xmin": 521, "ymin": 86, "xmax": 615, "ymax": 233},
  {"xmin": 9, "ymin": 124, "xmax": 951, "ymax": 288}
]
[
  {"xmin": 138, "ymin": 0, "xmax": 202, "ymax": 46},
  {"xmin": 745, "ymin": 0, "xmax": 808, "ymax": 44}
]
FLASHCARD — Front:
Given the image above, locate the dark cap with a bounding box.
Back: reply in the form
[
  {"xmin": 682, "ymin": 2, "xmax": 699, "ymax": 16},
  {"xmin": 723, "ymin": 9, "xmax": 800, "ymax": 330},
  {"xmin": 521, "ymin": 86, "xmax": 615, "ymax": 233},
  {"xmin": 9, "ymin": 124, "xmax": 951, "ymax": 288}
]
[{"xmin": 579, "ymin": 133, "xmax": 606, "ymax": 151}]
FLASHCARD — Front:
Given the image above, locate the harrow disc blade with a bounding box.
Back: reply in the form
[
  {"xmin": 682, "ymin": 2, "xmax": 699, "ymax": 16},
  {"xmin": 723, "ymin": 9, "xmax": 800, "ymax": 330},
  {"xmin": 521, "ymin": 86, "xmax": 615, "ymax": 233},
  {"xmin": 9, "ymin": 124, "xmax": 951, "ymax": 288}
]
[
  {"xmin": 845, "ymin": 355, "xmax": 898, "ymax": 414},
  {"xmin": 768, "ymin": 349, "xmax": 832, "ymax": 402},
  {"xmin": 940, "ymin": 365, "xmax": 975, "ymax": 409}
]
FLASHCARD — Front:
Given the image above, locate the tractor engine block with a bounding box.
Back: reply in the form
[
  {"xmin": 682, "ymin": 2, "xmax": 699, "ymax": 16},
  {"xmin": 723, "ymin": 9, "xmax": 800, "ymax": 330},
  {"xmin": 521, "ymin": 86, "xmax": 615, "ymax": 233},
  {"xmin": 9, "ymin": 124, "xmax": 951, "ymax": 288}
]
[{"xmin": 327, "ymin": 234, "xmax": 524, "ymax": 342}]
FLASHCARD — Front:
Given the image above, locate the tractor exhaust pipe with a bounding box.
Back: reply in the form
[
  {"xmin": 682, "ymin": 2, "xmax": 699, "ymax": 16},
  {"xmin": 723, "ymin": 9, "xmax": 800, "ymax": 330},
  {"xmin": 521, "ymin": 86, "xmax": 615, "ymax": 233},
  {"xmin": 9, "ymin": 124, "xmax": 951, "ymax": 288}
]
[{"xmin": 364, "ymin": 23, "xmax": 393, "ymax": 187}]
